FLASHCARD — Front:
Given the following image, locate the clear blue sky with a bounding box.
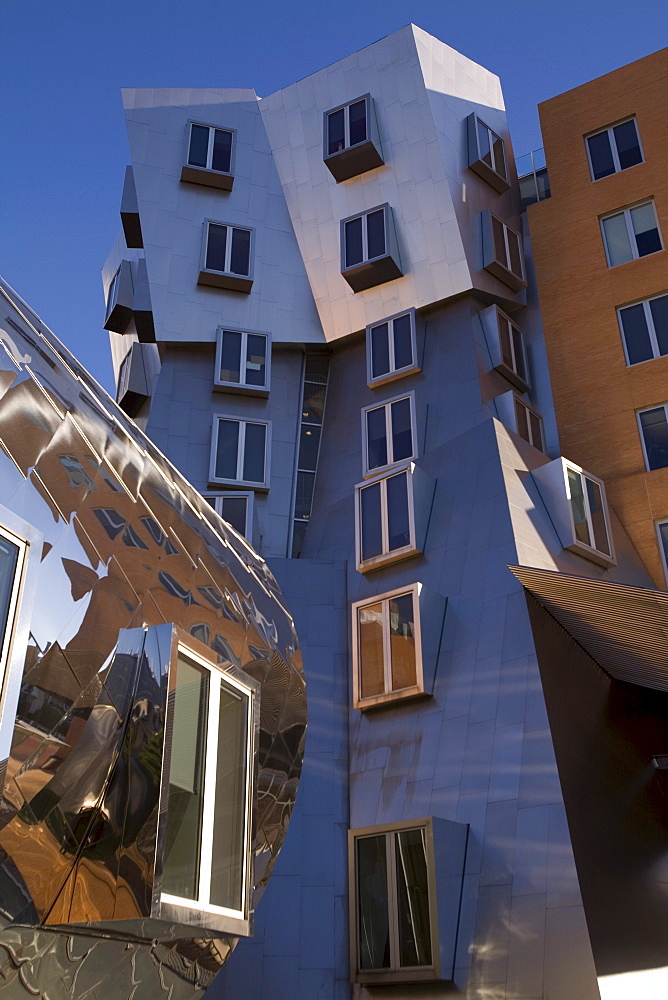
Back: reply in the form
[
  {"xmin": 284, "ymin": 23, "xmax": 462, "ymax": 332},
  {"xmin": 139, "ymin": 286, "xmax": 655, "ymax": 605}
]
[{"xmin": 2, "ymin": 0, "xmax": 664, "ymax": 393}]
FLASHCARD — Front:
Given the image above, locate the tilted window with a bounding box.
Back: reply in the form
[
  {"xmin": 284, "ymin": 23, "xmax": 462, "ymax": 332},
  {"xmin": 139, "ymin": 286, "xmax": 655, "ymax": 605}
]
[
  {"xmin": 466, "ymin": 113, "xmax": 509, "ymax": 192},
  {"xmin": 514, "ymin": 396, "xmax": 544, "ymax": 451},
  {"xmin": 324, "ymin": 95, "xmax": 383, "ymax": 182},
  {"xmin": 586, "ymin": 118, "xmax": 643, "ymax": 181},
  {"xmin": 495, "ymin": 309, "xmax": 529, "ymax": 390},
  {"xmin": 203, "ymin": 492, "xmax": 254, "ymax": 541},
  {"xmin": 215, "ymin": 328, "xmax": 269, "ymax": 394},
  {"xmin": 618, "ymin": 293, "xmax": 668, "ymax": 365},
  {"xmin": 352, "ymin": 585, "xmax": 423, "ymax": 710},
  {"xmin": 363, "ymin": 393, "xmax": 415, "ymax": 476},
  {"xmin": 181, "ymin": 122, "xmax": 235, "ymax": 191},
  {"xmin": 356, "ymin": 467, "xmax": 417, "ymax": 572},
  {"xmin": 601, "ymin": 201, "xmax": 662, "ymax": 267},
  {"xmin": 199, "ymin": 221, "xmax": 253, "ymax": 293},
  {"xmin": 565, "ymin": 463, "xmax": 613, "ymax": 564},
  {"xmin": 367, "ymin": 310, "xmax": 419, "ymax": 387},
  {"xmin": 638, "ymin": 404, "xmax": 668, "ymax": 471},
  {"xmin": 341, "ymin": 205, "xmax": 402, "ymax": 292},
  {"xmin": 210, "ymin": 416, "xmax": 269, "ymax": 489},
  {"xmin": 481, "ymin": 211, "xmax": 526, "ymax": 292}
]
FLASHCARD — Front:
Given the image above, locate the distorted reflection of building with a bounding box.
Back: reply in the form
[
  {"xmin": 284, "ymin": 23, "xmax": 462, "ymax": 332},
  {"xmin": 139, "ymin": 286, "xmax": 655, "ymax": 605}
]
[{"xmin": 0, "ymin": 276, "xmax": 305, "ymax": 998}]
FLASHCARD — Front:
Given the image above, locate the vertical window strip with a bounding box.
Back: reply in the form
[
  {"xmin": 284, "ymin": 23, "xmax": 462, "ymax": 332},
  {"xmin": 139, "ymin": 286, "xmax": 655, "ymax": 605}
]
[{"xmin": 290, "ymin": 355, "xmax": 330, "ymax": 557}]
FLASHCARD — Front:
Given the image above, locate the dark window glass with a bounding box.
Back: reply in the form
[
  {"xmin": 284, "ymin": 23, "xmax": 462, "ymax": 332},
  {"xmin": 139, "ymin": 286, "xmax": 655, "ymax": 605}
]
[
  {"xmin": 189, "ymin": 124, "xmax": 210, "ymax": 168},
  {"xmin": 220, "ymin": 330, "xmax": 242, "ymax": 384},
  {"xmin": 515, "ymin": 399, "xmax": 530, "ymax": 442},
  {"xmin": 295, "ymin": 471, "xmax": 315, "ymax": 520},
  {"xmin": 371, "ymin": 323, "xmax": 390, "ymax": 379},
  {"xmin": 511, "ymin": 326, "xmax": 527, "ymax": 381},
  {"xmin": 640, "ymin": 407, "xmax": 668, "ymax": 471},
  {"xmin": 390, "ymin": 398, "xmax": 413, "ymax": 462},
  {"xmin": 386, "ymin": 472, "xmax": 410, "ymax": 551},
  {"xmin": 302, "ymin": 382, "xmax": 326, "ymax": 424},
  {"xmin": 395, "ymin": 828, "xmax": 432, "ymax": 967},
  {"xmin": 215, "ymin": 420, "xmax": 240, "ymax": 480},
  {"xmin": 585, "ymin": 478, "xmax": 611, "ymax": 555},
  {"xmin": 366, "ymin": 209, "xmax": 386, "ymax": 260},
  {"xmin": 345, "ymin": 217, "xmax": 364, "ymax": 267},
  {"xmin": 298, "ymin": 424, "xmax": 321, "ymax": 471},
  {"xmin": 221, "ymin": 496, "xmax": 248, "ymax": 536},
  {"xmin": 393, "ymin": 314, "xmax": 413, "ymax": 371},
  {"xmin": 477, "ymin": 119, "xmax": 492, "ymax": 167},
  {"xmin": 230, "ymin": 228, "xmax": 251, "ymax": 276},
  {"xmin": 349, "ymin": 99, "xmax": 367, "ymax": 147},
  {"xmin": 492, "ymin": 216, "xmax": 507, "ymax": 265},
  {"xmin": 587, "ymin": 131, "xmax": 615, "ymax": 180},
  {"xmin": 613, "ymin": 120, "xmax": 642, "ymax": 170},
  {"xmin": 367, "ymin": 407, "xmax": 388, "ymax": 470},
  {"xmin": 357, "ymin": 836, "xmax": 390, "ymax": 970},
  {"xmin": 499, "ymin": 316, "xmax": 513, "ymax": 369},
  {"xmin": 506, "ymin": 229, "xmax": 523, "ymax": 278},
  {"xmin": 619, "ymin": 304, "xmax": 653, "ymax": 364},
  {"xmin": 210, "ymin": 680, "xmax": 248, "ymax": 910},
  {"xmin": 212, "ymin": 129, "xmax": 233, "ymax": 173},
  {"xmin": 291, "ymin": 519, "xmax": 308, "ymax": 558},
  {"xmin": 529, "ymin": 411, "xmax": 543, "ymax": 450},
  {"xmin": 327, "ymin": 108, "xmax": 345, "ymax": 155},
  {"xmin": 360, "ymin": 482, "xmax": 382, "ymax": 561},
  {"xmin": 304, "ymin": 355, "xmax": 329, "ymax": 384},
  {"xmin": 651, "ymin": 296, "xmax": 668, "ymax": 356},
  {"xmin": 0, "ymin": 535, "xmax": 20, "ymax": 655},
  {"xmin": 491, "ymin": 132, "xmax": 507, "ymax": 180},
  {"xmin": 206, "ymin": 224, "xmax": 227, "ymax": 272},
  {"xmin": 568, "ymin": 469, "xmax": 591, "ymax": 546},
  {"xmin": 631, "ymin": 203, "xmax": 661, "ymax": 258},
  {"xmin": 245, "ymin": 334, "xmax": 267, "ymax": 387},
  {"xmin": 242, "ymin": 422, "xmax": 266, "ymax": 483}
]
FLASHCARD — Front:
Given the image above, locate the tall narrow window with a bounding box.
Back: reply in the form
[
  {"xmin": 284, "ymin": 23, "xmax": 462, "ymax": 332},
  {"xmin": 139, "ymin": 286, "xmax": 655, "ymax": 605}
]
[
  {"xmin": 199, "ymin": 222, "xmax": 253, "ymax": 292},
  {"xmin": 210, "ymin": 417, "xmax": 269, "ymax": 488},
  {"xmin": 0, "ymin": 525, "xmax": 27, "ymax": 694},
  {"xmin": 215, "ymin": 329, "xmax": 269, "ymax": 393},
  {"xmin": 367, "ymin": 311, "xmax": 419, "ymax": 386},
  {"xmin": 514, "ymin": 397, "xmax": 544, "ymax": 451},
  {"xmin": 618, "ymin": 293, "xmax": 668, "ymax": 365},
  {"xmin": 601, "ymin": 201, "xmax": 662, "ymax": 267},
  {"xmin": 586, "ymin": 118, "xmax": 643, "ymax": 181},
  {"xmin": 495, "ymin": 310, "xmax": 529, "ymax": 389},
  {"xmin": 352, "ymin": 585, "xmax": 424, "ymax": 710},
  {"xmin": 182, "ymin": 123, "xmax": 235, "ymax": 190},
  {"xmin": 565, "ymin": 464, "xmax": 613, "ymax": 561},
  {"xmin": 481, "ymin": 212, "xmax": 526, "ymax": 291},
  {"xmin": 356, "ymin": 468, "xmax": 419, "ymax": 571},
  {"xmin": 363, "ymin": 394, "xmax": 415, "ymax": 475},
  {"xmin": 638, "ymin": 404, "xmax": 668, "ymax": 471},
  {"xmin": 291, "ymin": 355, "xmax": 329, "ymax": 558}
]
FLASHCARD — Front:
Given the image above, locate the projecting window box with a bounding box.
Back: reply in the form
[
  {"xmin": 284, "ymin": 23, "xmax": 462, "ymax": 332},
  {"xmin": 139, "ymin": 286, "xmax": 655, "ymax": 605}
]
[
  {"xmin": 341, "ymin": 204, "xmax": 403, "ymax": 293},
  {"xmin": 366, "ymin": 309, "xmax": 421, "ymax": 388},
  {"xmin": 495, "ymin": 390, "xmax": 545, "ymax": 453},
  {"xmin": 199, "ymin": 221, "xmax": 254, "ymax": 293},
  {"xmin": 479, "ymin": 305, "xmax": 530, "ymax": 393},
  {"xmin": 532, "ymin": 458, "xmax": 615, "ymax": 567},
  {"xmin": 480, "ymin": 210, "xmax": 527, "ymax": 292},
  {"xmin": 466, "ymin": 113, "xmax": 510, "ymax": 193},
  {"xmin": 323, "ymin": 94, "xmax": 384, "ymax": 182},
  {"xmin": 181, "ymin": 121, "xmax": 235, "ymax": 191},
  {"xmin": 214, "ymin": 328, "xmax": 270, "ymax": 396}
]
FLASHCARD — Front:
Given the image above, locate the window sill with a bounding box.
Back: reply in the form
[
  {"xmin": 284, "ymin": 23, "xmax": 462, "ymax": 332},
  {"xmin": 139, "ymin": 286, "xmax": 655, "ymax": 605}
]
[
  {"xmin": 104, "ymin": 302, "xmax": 133, "ymax": 335},
  {"xmin": 354, "ymin": 966, "xmax": 442, "ymax": 986},
  {"xmin": 198, "ymin": 270, "xmax": 253, "ymax": 293},
  {"xmin": 368, "ymin": 364, "xmax": 421, "ymax": 389},
  {"xmin": 357, "ymin": 544, "xmax": 420, "ymax": 574},
  {"xmin": 565, "ymin": 539, "xmax": 616, "ymax": 568},
  {"xmin": 181, "ymin": 164, "xmax": 234, "ymax": 191},
  {"xmin": 483, "ymin": 260, "xmax": 527, "ymax": 292},
  {"xmin": 343, "ymin": 254, "xmax": 403, "ymax": 293},
  {"xmin": 213, "ymin": 381, "xmax": 269, "ymax": 398},
  {"xmin": 355, "ymin": 687, "xmax": 431, "ymax": 712},
  {"xmin": 208, "ymin": 477, "xmax": 268, "ymax": 492},
  {"xmin": 468, "ymin": 159, "xmax": 510, "ymax": 194},
  {"xmin": 494, "ymin": 362, "xmax": 530, "ymax": 394},
  {"xmin": 324, "ymin": 139, "xmax": 384, "ymax": 182}
]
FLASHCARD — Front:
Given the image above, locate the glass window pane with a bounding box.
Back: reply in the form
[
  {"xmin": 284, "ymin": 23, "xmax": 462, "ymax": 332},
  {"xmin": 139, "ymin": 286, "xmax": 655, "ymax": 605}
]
[
  {"xmin": 298, "ymin": 424, "xmax": 321, "ymax": 471},
  {"xmin": 639, "ymin": 407, "xmax": 668, "ymax": 471},
  {"xmin": 587, "ymin": 131, "xmax": 615, "ymax": 180},
  {"xmin": 295, "ymin": 471, "xmax": 315, "ymax": 520},
  {"xmin": 613, "ymin": 120, "xmax": 642, "ymax": 170},
  {"xmin": 395, "ymin": 828, "xmax": 432, "ymax": 968},
  {"xmin": 242, "ymin": 422, "xmax": 266, "ymax": 483},
  {"xmin": 476, "ymin": 120, "xmax": 492, "ymax": 167},
  {"xmin": 393, "ymin": 314, "xmax": 414, "ymax": 371},
  {"xmin": 215, "ymin": 420, "xmax": 240, "ymax": 480},
  {"xmin": 506, "ymin": 228, "xmax": 523, "ymax": 278},
  {"xmin": 515, "ymin": 399, "xmax": 530, "ymax": 442},
  {"xmin": 327, "ymin": 108, "xmax": 345, "ymax": 155},
  {"xmin": 511, "ymin": 326, "xmax": 527, "ymax": 381},
  {"xmin": 492, "ymin": 216, "xmax": 507, "ymax": 266},
  {"xmin": 0, "ymin": 535, "xmax": 20, "ymax": 658},
  {"xmin": 357, "ymin": 835, "xmax": 390, "ymax": 970},
  {"xmin": 498, "ymin": 315, "xmax": 513, "ymax": 369},
  {"xmin": 206, "ymin": 224, "xmax": 228, "ymax": 272},
  {"xmin": 529, "ymin": 411, "xmax": 543, "ymax": 449},
  {"xmin": 602, "ymin": 213, "xmax": 633, "ymax": 266},
  {"xmin": 345, "ymin": 217, "xmax": 364, "ymax": 267},
  {"xmin": 585, "ymin": 478, "xmax": 611, "ymax": 555},
  {"xmin": 188, "ymin": 124, "xmax": 210, "ymax": 167},
  {"xmin": 304, "ymin": 356, "xmax": 329, "ymax": 384},
  {"xmin": 221, "ymin": 496, "xmax": 248, "ymax": 536},
  {"xmin": 631, "ymin": 204, "xmax": 662, "ymax": 257},
  {"xmin": 245, "ymin": 334, "xmax": 267, "ymax": 387},
  {"xmin": 390, "ymin": 398, "xmax": 413, "ymax": 463},
  {"xmin": 210, "ymin": 680, "xmax": 248, "ymax": 910},
  {"xmin": 370, "ymin": 323, "xmax": 390, "ymax": 379},
  {"xmin": 348, "ymin": 99, "xmax": 367, "ymax": 147},
  {"xmin": 491, "ymin": 131, "xmax": 507, "ymax": 179},
  {"xmin": 568, "ymin": 469, "xmax": 591, "ymax": 546},
  {"xmin": 230, "ymin": 228, "xmax": 251, "ymax": 276},
  {"xmin": 358, "ymin": 602, "xmax": 385, "ymax": 700},
  {"xmin": 291, "ymin": 519, "xmax": 307, "ymax": 559},
  {"xmin": 389, "ymin": 593, "xmax": 416, "ymax": 692},
  {"xmin": 219, "ymin": 330, "xmax": 242, "ymax": 384},
  {"xmin": 650, "ymin": 295, "xmax": 668, "ymax": 357},
  {"xmin": 386, "ymin": 472, "xmax": 410, "ymax": 551},
  {"xmin": 360, "ymin": 482, "xmax": 383, "ymax": 561},
  {"xmin": 162, "ymin": 656, "xmax": 209, "ymax": 900},
  {"xmin": 212, "ymin": 129, "xmax": 233, "ymax": 173},
  {"xmin": 619, "ymin": 304, "xmax": 653, "ymax": 364},
  {"xmin": 366, "ymin": 406, "xmax": 388, "ymax": 471},
  {"xmin": 302, "ymin": 382, "xmax": 326, "ymax": 424},
  {"xmin": 366, "ymin": 209, "xmax": 386, "ymax": 260}
]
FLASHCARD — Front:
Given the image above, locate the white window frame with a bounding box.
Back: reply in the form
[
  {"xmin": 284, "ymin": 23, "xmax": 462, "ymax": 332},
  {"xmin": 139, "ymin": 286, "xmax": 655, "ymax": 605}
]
[
  {"xmin": 474, "ymin": 117, "xmax": 507, "ymax": 181},
  {"xmin": 209, "ymin": 415, "xmax": 270, "ymax": 489},
  {"xmin": 362, "ymin": 392, "xmax": 416, "ymax": 477},
  {"xmin": 563, "ymin": 460, "xmax": 615, "ymax": 565},
  {"xmin": 585, "ymin": 117, "xmax": 643, "ymax": 181},
  {"xmin": 186, "ymin": 121, "xmax": 235, "ymax": 176},
  {"xmin": 160, "ymin": 641, "xmax": 255, "ymax": 928},
  {"xmin": 514, "ymin": 395, "xmax": 544, "ymax": 452},
  {"xmin": 201, "ymin": 220, "xmax": 254, "ymax": 279},
  {"xmin": 617, "ymin": 292, "xmax": 668, "ymax": 365},
  {"xmin": 600, "ymin": 201, "xmax": 663, "ymax": 268},
  {"xmin": 495, "ymin": 219, "xmax": 525, "ymax": 282},
  {"xmin": 0, "ymin": 524, "xmax": 28, "ymax": 701},
  {"xmin": 366, "ymin": 309, "xmax": 419, "ymax": 387},
  {"xmin": 325, "ymin": 96, "xmax": 369, "ymax": 155},
  {"xmin": 202, "ymin": 492, "xmax": 254, "ymax": 540},
  {"xmin": 355, "ymin": 466, "xmax": 418, "ymax": 573},
  {"xmin": 481, "ymin": 211, "xmax": 526, "ymax": 291},
  {"xmin": 352, "ymin": 583, "xmax": 424, "ymax": 711},
  {"xmin": 214, "ymin": 327, "xmax": 270, "ymax": 395},
  {"xmin": 342, "ymin": 206, "xmax": 388, "ymax": 268},
  {"xmin": 637, "ymin": 403, "xmax": 668, "ymax": 472}
]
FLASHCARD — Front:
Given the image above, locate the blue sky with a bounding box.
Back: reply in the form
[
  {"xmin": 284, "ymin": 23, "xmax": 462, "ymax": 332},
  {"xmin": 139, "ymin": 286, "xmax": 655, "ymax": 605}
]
[{"xmin": 2, "ymin": 0, "xmax": 664, "ymax": 393}]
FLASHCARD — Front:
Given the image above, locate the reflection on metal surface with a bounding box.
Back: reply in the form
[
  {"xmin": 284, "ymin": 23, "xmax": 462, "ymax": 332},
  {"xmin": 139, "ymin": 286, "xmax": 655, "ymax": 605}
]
[{"xmin": 0, "ymin": 278, "xmax": 306, "ymax": 996}]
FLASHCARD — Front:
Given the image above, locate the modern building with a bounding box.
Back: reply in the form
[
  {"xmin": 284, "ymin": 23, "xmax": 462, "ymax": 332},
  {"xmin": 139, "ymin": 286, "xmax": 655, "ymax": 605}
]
[{"xmin": 101, "ymin": 28, "xmax": 668, "ymax": 1000}]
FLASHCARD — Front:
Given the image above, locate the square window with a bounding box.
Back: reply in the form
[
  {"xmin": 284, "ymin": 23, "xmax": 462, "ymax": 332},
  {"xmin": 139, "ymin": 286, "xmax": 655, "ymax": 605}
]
[
  {"xmin": 159, "ymin": 643, "xmax": 254, "ymax": 926},
  {"xmin": 362, "ymin": 393, "xmax": 416, "ymax": 476},
  {"xmin": 324, "ymin": 95, "xmax": 384, "ymax": 182},
  {"xmin": 340, "ymin": 205, "xmax": 403, "ymax": 292},
  {"xmin": 586, "ymin": 118, "xmax": 643, "ymax": 181},
  {"xmin": 481, "ymin": 211, "xmax": 526, "ymax": 292},
  {"xmin": 210, "ymin": 416, "xmax": 269, "ymax": 489},
  {"xmin": 352, "ymin": 584, "xmax": 424, "ymax": 710},
  {"xmin": 514, "ymin": 396, "xmax": 544, "ymax": 451},
  {"xmin": 356, "ymin": 467, "xmax": 418, "ymax": 572},
  {"xmin": 214, "ymin": 328, "xmax": 270, "ymax": 395},
  {"xmin": 202, "ymin": 493, "xmax": 254, "ymax": 541},
  {"xmin": 618, "ymin": 293, "xmax": 668, "ymax": 365},
  {"xmin": 601, "ymin": 201, "xmax": 663, "ymax": 267},
  {"xmin": 466, "ymin": 113, "xmax": 509, "ymax": 193},
  {"xmin": 198, "ymin": 221, "xmax": 253, "ymax": 293},
  {"xmin": 638, "ymin": 404, "xmax": 668, "ymax": 471},
  {"xmin": 367, "ymin": 310, "xmax": 419, "ymax": 387},
  {"xmin": 181, "ymin": 122, "xmax": 235, "ymax": 191},
  {"xmin": 564, "ymin": 463, "xmax": 614, "ymax": 564}
]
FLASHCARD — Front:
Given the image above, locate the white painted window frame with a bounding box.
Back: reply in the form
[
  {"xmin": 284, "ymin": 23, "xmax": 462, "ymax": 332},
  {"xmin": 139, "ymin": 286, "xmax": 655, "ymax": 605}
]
[
  {"xmin": 636, "ymin": 402, "xmax": 668, "ymax": 472},
  {"xmin": 214, "ymin": 327, "xmax": 270, "ymax": 394},
  {"xmin": 366, "ymin": 309, "xmax": 419, "ymax": 387},
  {"xmin": 600, "ymin": 200, "xmax": 663, "ymax": 268},
  {"xmin": 562, "ymin": 460, "xmax": 615, "ymax": 564},
  {"xmin": 202, "ymin": 221, "xmax": 254, "ymax": 278},
  {"xmin": 513, "ymin": 394, "xmax": 545, "ymax": 452},
  {"xmin": 187, "ymin": 122, "xmax": 235, "ymax": 175},
  {"xmin": 617, "ymin": 293, "xmax": 668, "ymax": 365},
  {"xmin": 585, "ymin": 117, "xmax": 643, "ymax": 180},
  {"xmin": 355, "ymin": 466, "xmax": 418, "ymax": 573},
  {"xmin": 362, "ymin": 391, "xmax": 416, "ymax": 478},
  {"xmin": 209, "ymin": 415, "xmax": 270, "ymax": 489},
  {"xmin": 202, "ymin": 492, "xmax": 254, "ymax": 540}
]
